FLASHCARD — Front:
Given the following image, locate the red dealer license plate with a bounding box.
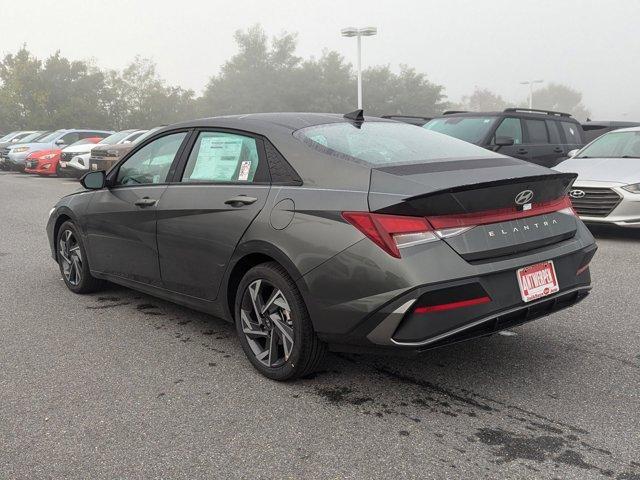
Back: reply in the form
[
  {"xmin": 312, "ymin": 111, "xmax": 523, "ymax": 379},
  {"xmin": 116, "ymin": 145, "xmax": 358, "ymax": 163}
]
[{"xmin": 516, "ymin": 261, "xmax": 559, "ymax": 303}]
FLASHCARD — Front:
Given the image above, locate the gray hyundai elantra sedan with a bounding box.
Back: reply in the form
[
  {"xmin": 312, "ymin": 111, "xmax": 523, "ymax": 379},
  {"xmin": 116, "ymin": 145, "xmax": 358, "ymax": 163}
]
[{"xmin": 46, "ymin": 112, "xmax": 596, "ymax": 380}]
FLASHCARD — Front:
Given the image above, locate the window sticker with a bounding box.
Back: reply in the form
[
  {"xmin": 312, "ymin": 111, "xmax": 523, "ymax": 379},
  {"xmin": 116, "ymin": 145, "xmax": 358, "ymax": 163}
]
[
  {"xmin": 238, "ymin": 160, "xmax": 252, "ymax": 181},
  {"xmin": 190, "ymin": 136, "xmax": 243, "ymax": 181}
]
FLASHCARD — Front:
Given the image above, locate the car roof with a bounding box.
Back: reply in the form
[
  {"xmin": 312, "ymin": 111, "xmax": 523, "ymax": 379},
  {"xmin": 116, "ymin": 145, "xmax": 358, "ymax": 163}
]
[
  {"xmin": 431, "ymin": 109, "xmax": 580, "ymax": 123},
  {"xmin": 603, "ymin": 126, "xmax": 640, "ymax": 133},
  {"xmin": 582, "ymin": 120, "xmax": 640, "ymax": 128},
  {"xmin": 167, "ymin": 112, "xmax": 395, "ymax": 135}
]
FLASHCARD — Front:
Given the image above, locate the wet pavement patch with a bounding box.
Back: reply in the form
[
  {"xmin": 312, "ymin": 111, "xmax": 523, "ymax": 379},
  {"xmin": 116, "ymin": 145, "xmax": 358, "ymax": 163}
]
[
  {"xmin": 315, "ymin": 386, "xmax": 373, "ymax": 406},
  {"xmin": 86, "ymin": 302, "xmax": 130, "ymax": 310},
  {"xmin": 97, "ymin": 296, "xmax": 120, "ymax": 302},
  {"xmin": 136, "ymin": 303, "xmax": 158, "ymax": 310}
]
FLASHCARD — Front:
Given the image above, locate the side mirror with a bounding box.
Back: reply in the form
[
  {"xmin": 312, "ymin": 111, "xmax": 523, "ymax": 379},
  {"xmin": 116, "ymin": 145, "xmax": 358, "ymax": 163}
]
[
  {"xmin": 495, "ymin": 136, "xmax": 515, "ymax": 147},
  {"xmin": 55, "ymin": 139, "xmax": 66, "ymax": 146},
  {"xmin": 568, "ymin": 149, "xmax": 580, "ymax": 158},
  {"xmin": 80, "ymin": 170, "xmax": 106, "ymax": 190}
]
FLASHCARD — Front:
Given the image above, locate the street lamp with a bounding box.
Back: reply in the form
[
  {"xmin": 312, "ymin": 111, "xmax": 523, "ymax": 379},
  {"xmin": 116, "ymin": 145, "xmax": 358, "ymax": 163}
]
[
  {"xmin": 341, "ymin": 26, "xmax": 377, "ymax": 109},
  {"xmin": 520, "ymin": 79, "xmax": 544, "ymax": 109}
]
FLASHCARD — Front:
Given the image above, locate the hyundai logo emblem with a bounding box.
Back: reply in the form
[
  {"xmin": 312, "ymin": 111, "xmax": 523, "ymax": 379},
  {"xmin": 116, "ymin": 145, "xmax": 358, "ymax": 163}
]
[
  {"xmin": 515, "ymin": 190, "xmax": 534, "ymax": 205},
  {"xmin": 570, "ymin": 189, "xmax": 586, "ymax": 199}
]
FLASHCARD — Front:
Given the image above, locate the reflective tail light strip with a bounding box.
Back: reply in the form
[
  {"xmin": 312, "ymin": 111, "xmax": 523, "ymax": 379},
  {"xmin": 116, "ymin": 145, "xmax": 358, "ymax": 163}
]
[
  {"xmin": 413, "ymin": 295, "xmax": 491, "ymax": 314},
  {"xmin": 427, "ymin": 196, "xmax": 574, "ymax": 230}
]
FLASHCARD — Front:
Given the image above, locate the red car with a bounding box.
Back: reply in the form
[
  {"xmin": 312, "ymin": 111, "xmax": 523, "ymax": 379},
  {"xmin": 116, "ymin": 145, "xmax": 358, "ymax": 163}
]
[
  {"xmin": 24, "ymin": 149, "xmax": 61, "ymax": 175},
  {"xmin": 24, "ymin": 137, "xmax": 103, "ymax": 176}
]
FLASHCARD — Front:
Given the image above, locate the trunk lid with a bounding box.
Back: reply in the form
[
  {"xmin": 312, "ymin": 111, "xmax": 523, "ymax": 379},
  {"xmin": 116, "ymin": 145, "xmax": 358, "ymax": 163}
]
[{"xmin": 368, "ymin": 157, "xmax": 578, "ymax": 261}]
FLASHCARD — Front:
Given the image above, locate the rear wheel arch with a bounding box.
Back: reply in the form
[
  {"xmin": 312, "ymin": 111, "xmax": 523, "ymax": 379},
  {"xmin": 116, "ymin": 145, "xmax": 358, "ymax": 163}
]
[{"xmin": 223, "ymin": 242, "xmax": 304, "ymax": 321}]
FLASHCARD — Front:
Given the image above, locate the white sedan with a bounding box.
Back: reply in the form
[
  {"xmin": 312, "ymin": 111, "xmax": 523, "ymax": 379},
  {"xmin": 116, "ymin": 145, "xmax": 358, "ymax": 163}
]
[{"xmin": 555, "ymin": 126, "xmax": 640, "ymax": 227}]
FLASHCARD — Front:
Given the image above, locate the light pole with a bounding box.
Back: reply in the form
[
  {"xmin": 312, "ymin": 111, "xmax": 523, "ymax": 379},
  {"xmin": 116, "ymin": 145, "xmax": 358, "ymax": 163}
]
[
  {"xmin": 520, "ymin": 80, "xmax": 544, "ymax": 109},
  {"xmin": 341, "ymin": 26, "xmax": 377, "ymax": 109}
]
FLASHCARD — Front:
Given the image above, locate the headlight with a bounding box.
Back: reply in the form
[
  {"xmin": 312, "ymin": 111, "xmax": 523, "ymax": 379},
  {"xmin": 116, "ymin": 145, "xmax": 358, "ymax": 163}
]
[
  {"xmin": 12, "ymin": 146, "xmax": 30, "ymax": 153},
  {"xmin": 622, "ymin": 183, "xmax": 640, "ymax": 194},
  {"xmin": 42, "ymin": 153, "xmax": 57, "ymax": 160}
]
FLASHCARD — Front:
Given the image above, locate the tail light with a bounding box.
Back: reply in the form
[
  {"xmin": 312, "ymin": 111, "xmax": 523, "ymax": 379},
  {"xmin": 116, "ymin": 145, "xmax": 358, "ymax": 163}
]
[
  {"xmin": 342, "ymin": 212, "xmax": 437, "ymax": 258},
  {"xmin": 343, "ymin": 196, "xmax": 576, "ymax": 259},
  {"xmin": 427, "ymin": 196, "xmax": 575, "ymax": 230}
]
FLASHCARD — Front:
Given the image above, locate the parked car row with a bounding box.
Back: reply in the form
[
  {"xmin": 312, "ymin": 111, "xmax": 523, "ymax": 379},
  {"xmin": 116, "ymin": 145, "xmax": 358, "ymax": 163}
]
[{"xmin": 0, "ymin": 127, "xmax": 161, "ymax": 178}]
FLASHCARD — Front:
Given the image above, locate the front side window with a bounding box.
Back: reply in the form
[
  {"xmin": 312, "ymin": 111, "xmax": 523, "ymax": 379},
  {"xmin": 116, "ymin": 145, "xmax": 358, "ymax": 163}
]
[
  {"xmin": 524, "ymin": 119, "xmax": 549, "ymax": 144},
  {"xmin": 561, "ymin": 121, "xmax": 581, "ymax": 144},
  {"xmin": 423, "ymin": 116, "xmax": 497, "ymax": 144},
  {"xmin": 182, "ymin": 132, "xmax": 260, "ymax": 183},
  {"xmin": 60, "ymin": 132, "xmax": 80, "ymax": 145},
  {"xmin": 296, "ymin": 121, "xmax": 502, "ymax": 166},
  {"xmin": 493, "ymin": 118, "xmax": 523, "ymax": 144},
  {"xmin": 116, "ymin": 132, "xmax": 187, "ymax": 186},
  {"xmin": 577, "ymin": 131, "xmax": 640, "ymax": 158}
]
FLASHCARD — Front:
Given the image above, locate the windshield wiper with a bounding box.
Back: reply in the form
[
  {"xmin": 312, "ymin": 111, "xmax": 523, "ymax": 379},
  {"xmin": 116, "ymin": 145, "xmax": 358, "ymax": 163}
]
[{"xmin": 621, "ymin": 155, "xmax": 640, "ymax": 158}]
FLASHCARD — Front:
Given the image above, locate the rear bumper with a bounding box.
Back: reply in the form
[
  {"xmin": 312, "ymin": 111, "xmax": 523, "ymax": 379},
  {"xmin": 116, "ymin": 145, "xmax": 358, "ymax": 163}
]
[{"xmin": 302, "ymin": 223, "xmax": 596, "ymax": 353}]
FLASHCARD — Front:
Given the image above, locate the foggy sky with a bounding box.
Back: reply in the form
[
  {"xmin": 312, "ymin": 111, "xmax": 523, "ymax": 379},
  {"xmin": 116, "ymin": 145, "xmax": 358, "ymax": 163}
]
[{"xmin": 2, "ymin": 0, "xmax": 638, "ymax": 119}]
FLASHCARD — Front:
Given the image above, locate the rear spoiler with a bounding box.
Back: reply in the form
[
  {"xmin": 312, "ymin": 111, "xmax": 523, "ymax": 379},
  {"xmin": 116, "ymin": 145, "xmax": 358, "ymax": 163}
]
[{"xmin": 370, "ymin": 171, "xmax": 577, "ymax": 216}]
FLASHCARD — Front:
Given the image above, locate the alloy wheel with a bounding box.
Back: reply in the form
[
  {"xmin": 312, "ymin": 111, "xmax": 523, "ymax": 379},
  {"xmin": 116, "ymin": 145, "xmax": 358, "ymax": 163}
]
[
  {"xmin": 59, "ymin": 229, "xmax": 82, "ymax": 286},
  {"xmin": 240, "ymin": 279, "xmax": 294, "ymax": 368}
]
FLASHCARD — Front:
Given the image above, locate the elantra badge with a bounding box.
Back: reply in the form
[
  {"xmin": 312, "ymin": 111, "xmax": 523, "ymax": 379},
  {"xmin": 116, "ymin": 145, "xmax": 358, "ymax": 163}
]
[
  {"xmin": 515, "ymin": 190, "xmax": 534, "ymax": 205},
  {"xmin": 570, "ymin": 189, "xmax": 586, "ymax": 199}
]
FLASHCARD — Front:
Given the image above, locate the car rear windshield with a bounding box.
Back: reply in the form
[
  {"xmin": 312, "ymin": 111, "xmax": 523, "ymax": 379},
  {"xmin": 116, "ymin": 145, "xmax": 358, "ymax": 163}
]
[
  {"xmin": 577, "ymin": 131, "xmax": 640, "ymax": 158},
  {"xmin": 423, "ymin": 116, "xmax": 497, "ymax": 144},
  {"xmin": 294, "ymin": 121, "xmax": 501, "ymax": 166}
]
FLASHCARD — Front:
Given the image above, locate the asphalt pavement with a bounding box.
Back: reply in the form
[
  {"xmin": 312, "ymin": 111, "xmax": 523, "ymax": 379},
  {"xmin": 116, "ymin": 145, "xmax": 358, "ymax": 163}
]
[{"xmin": 0, "ymin": 171, "xmax": 638, "ymax": 479}]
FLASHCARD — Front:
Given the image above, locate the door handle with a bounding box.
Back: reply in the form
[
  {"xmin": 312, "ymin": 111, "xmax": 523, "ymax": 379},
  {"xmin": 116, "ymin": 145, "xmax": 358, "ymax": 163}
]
[
  {"xmin": 553, "ymin": 147, "xmax": 564, "ymax": 153},
  {"xmin": 516, "ymin": 148, "xmax": 528, "ymax": 154},
  {"xmin": 225, "ymin": 195, "xmax": 258, "ymax": 206},
  {"xmin": 134, "ymin": 197, "xmax": 157, "ymax": 207}
]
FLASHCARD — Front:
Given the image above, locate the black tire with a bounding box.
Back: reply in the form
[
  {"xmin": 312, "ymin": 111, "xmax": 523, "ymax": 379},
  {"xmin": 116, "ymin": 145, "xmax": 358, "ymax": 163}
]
[
  {"xmin": 55, "ymin": 163, "xmax": 64, "ymax": 177},
  {"xmin": 234, "ymin": 262, "xmax": 326, "ymax": 381},
  {"xmin": 56, "ymin": 221, "xmax": 104, "ymax": 294}
]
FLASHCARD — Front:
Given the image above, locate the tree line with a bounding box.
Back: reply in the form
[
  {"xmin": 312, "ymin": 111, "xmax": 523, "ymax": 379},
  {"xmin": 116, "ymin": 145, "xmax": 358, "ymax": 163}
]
[{"xmin": 0, "ymin": 24, "xmax": 590, "ymax": 132}]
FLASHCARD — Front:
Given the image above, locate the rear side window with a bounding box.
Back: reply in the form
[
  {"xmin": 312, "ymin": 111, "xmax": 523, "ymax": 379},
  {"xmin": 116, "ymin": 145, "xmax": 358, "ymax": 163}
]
[
  {"xmin": 545, "ymin": 121, "xmax": 562, "ymax": 143},
  {"xmin": 560, "ymin": 121, "xmax": 581, "ymax": 144},
  {"xmin": 493, "ymin": 118, "xmax": 522, "ymax": 144},
  {"xmin": 524, "ymin": 119, "xmax": 549, "ymax": 144},
  {"xmin": 182, "ymin": 132, "xmax": 260, "ymax": 183}
]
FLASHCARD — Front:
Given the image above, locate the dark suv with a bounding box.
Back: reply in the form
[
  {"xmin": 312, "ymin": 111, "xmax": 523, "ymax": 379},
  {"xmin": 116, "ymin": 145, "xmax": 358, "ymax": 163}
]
[{"xmin": 424, "ymin": 108, "xmax": 585, "ymax": 168}]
